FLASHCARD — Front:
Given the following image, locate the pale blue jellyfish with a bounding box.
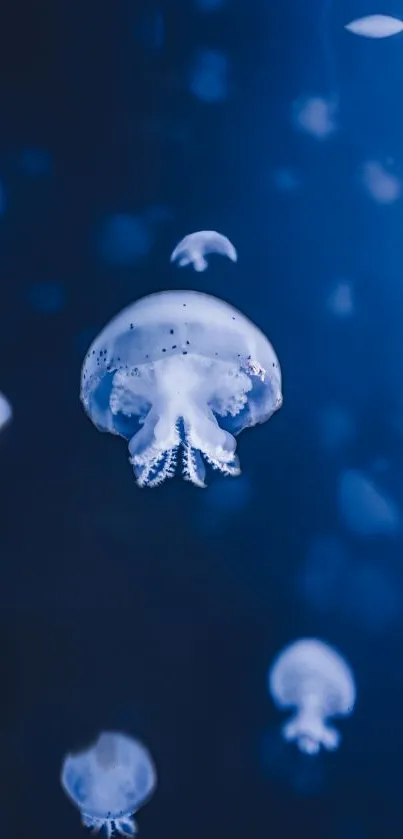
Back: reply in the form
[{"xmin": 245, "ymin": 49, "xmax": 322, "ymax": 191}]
[
  {"xmin": 188, "ymin": 48, "xmax": 228, "ymax": 102},
  {"xmin": 80, "ymin": 290, "xmax": 282, "ymax": 488},
  {"xmin": 170, "ymin": 230, "xmax": 237, "ymax": 272},
  {"xmin": 269, "ymin": 638, "xmax": 356, "ymax": 755},
  {"xmin": 61, "ymin": 731, "xmax": 157, "ymax": 837}
]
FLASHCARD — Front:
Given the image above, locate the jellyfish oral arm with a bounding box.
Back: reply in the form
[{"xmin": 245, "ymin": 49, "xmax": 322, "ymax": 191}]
[
  {"xmin": 126, "ymin": 356, "xmax": 243, "ymax": 488},
  {"xmin": 82, "ymin": 814, "xmax": 137, "ymax": 837},
  {"xmin": 282, "ymin": 703, "xmax": 340, "ymax": 754}
]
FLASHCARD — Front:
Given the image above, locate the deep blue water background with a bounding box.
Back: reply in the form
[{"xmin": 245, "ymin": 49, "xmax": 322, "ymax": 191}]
[{"xmin": 1, "ymin": 0, "xmax": 403, "ymax": 837}]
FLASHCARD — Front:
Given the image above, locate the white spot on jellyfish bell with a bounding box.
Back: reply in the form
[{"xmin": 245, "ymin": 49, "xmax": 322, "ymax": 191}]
[
  {"xmin": 170, "ymin": 231, "xmax": 237, "ymax": 272},
  {"xmin": 269, "ymin": 639, "xmax": 356, "ymax": 755},
  {"xmin": 345, "ymin": 15, "xmax": 403, "ymax": 39},
  {"xmin": 80, "ymin": 290, "xmax": 282, "ymax": 489},
  {"xmin": 60, "ymin": 731, "xmax": 157, "ymax": 837}
]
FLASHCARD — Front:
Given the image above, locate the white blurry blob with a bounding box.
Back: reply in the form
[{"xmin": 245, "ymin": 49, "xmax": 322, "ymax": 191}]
[
  {"xmin": 326, "ymin": 281, "xmax": 354, "ymax": 317},
  {"xmin": 27, "ymin": 282, "xmax": 65, "ymax": 314},
  {"xmin": 272, "ymin": 168, "xmax": 301, "ymax": 193},
  {"xmin": 317, "ymin": 405, "xmax": 355, "ymax": 453},
  {"xmin": 61, "ymin": 731, "xmax": 156, "ymax": 837},
  {"xmin": 338, "ymin": 468, "xmax": 400, "ymax": 537},
  {"xmin": 361, "ymin": 161, "xmax": 401, "ymax": 205},
  {"xmin": 170, "ymin": 230, "xmax": 237, "ymax": 272},
  {"xmin": 98, "ymin": 214, "xmax": 153, "ymax": 267},
  {"xmin": 292, "ymin": 96, "xmax": 337, "ymax": 141},
  {"xmin": 188, "ymin": 48, "xmax": 229, "ymax": 102},
  {"xmin": 0, "ymin": 392, "xmax": 12, "ymax": 432},
  {"xmin": 18, "ymin": 147, "xmax": 52, "ymax": 176},
  {"xmin": 269, "ymin": 639, "xmax": 356, "ymax": 755},
  {"xmin": 345, "ymin": 15, "xmax": 403, "ymax": 38},
  {"xmin": 298, "ymin": 535, "xmax": 402, "ymax": 633},
  {"xmin": 81, "ymin": 290, "xmax": 282, "ymax": 489}
]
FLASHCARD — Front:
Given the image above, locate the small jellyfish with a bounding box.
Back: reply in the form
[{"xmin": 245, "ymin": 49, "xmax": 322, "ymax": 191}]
[
  {"xmin": 80, "ymin": 290, "xmax": 282, "ymax": 488},
  {"xmin": 0, "ymin": 391, "xmax": 12, "ymax": 431},
  {"xmin": 61, "ymin": 731, "xmax": 156, "ymax": 837},
  {"xmin": 170, "ymin": 231, "xmax": 237, "ymax": 272},
  {"xmin": 268, "ymin": 638, "xmax": 356, "ymax": 755},
  {"xmin": 345, "ymin": 15, "xmax": 403, "ymax": 39}
]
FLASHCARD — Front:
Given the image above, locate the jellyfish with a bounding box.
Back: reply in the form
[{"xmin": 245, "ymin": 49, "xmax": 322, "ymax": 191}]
[
  {"xmin": 345, "ymin": 15, "xmax": 403, "ymax": 39},
  {"xmin": 0, "ymin": 392, "xmax": 12, "ymax": 431},
  {"xmin": 80, "ymin": 290, "xmax": 282, "ymax": 488},
  {"xmin": 60, "ymin": 731, "xmax": 157, "ymax": 837},
  {"xmin": 268, "ymin": 638, "xmax": 356, "ymax": 755},
  {"xmin": 170, "ymin": 231, "xmax": 237, "ymax": 272}
]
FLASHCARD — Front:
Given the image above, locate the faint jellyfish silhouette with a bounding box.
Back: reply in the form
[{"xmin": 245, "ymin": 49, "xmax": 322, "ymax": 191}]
[
  {"xmin": 317, "ymin": 404, "xmax": 354, "ymax": 453},
  {"xmin": 18, "ymin": 147, "xmax": 52, "ymax": 176},
  {"xmin": 27, "ymin": 281, "xmax": 65, "ymax": 314},
  {"xmin": 298, "ymin": 535, "xmax": 348, "ymax": 615},
  {"xmin": 361, "ymin": 161, "xmax": 401, "ymax": 205},
  {"xmin": 98, "ymin": 214, "xmax": 153, "ymax": 267},
  {"xmin": 269, "ymin": 638, "xmax": 356, "ymax": 755},
  {"xmin": 0, "ymin": 392, "xmax": 12, "ymax": 431},
  {"xmin": 345, "ymin": 15, "xmax": 403, "ymax": 38},
  {"xmin": 0, "ymin": 180, "xmax": 6, "ymax": 216},
  {"xmin": 195, "ymin": 0, "xmax": 225, "ymax": 10},
  {"xmin": 272, "ymin": 167, "xmax": 301, "ymax": 193},
  {"xmin": 338, "ymin": 468, "xmax": 400, "ymax": 537},
  {"xmin": 326, "ymin": 281, "xmax": 354, "ymax": 317},
  {"xmin": 291, "ymin": 95, "xmax": 337, "ymax": 140},
  {"xmin": 61, "ymin": 731, "xmax": 157, "ymax": 837},
  {"xmin": 170, "ymin": 231, "xmax": 237, "ymax": 272},
  {"xmin": 80, "ymin": 290, "xmax": 282, "ymax": 488},
  {"xmin": 188, "ymin": 48, "xmax": 229, "ymax": 102}
]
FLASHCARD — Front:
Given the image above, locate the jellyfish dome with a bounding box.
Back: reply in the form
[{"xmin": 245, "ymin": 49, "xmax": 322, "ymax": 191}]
[
  {"xmin": 61, "ymin": 731, "xmax": 157, "ymax": 837},
  {"xmin": 268, "ymin": 638, "xmax": 356, "ymax": 755},
  {"xmin": 170, "ymin": 230, "xmax": 237, "ymax": 271},
  {"xmin": 81, "ymin": 290, "xmax": 282, "ymax": 488}
]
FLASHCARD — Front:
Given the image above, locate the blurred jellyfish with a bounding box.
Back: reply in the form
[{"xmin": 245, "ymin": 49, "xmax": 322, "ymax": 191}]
[
  {"xmin": 297, "ymin": 535, "xmax": 348, "ymax": 615},
  {"xmin": 361, "ymin": 161, "xmax": 401, "ymax": 205},
  {"xmin": 0, "ymin": 180, "xmax": 6, "ymax": 216},
  {"xmin": 272, "ymin": 168, "xmax": 301, "ymax": 193},
  {"xmin": 0, "ymin": 392, "xmax": 12, "ymax": 431},
  {"xmin": 170, "ymin": 231, "xmax": 237, "ymax": 272},
  {"xmin": 317, "ymin": 405, "xmax": 354, "ymax": 453},
  {"xmin": 188, "ymin": 48, "xmax": 229, "ymax": 102},
  {"xmin": 27, "ymin": 281, "xmax": 65, "ymax": 314},
  {"xmin": 326, "ymin": 281, "xmax": 354, "ymax": 317},
  {"xmin": 98, "ymin": 214, "xmax": 153, "ymax": 267},
  {"xmin": 61, "ymin": 731, "xmax": 156, "ymax": 837},
  {"xmin": 81, "ymin": 290, "xmax": 282, "ymax": 488},
  {"xmin": 338, "ymin": 468, "xmax": 400, "ymax": 537},
  {"xmin": 269, "ymin": 639, "xmax": 356, "ymax": 755},
  {"xmin": 291, "ymin": 96, "xmax": 337, "ymax": 140},
  {"xmin": 345, "ymin": 15, "xmax": 403, "ymax": 38},
  {"xmin": 18, "ymin": 147, "xmax": 52, "ymax": 176},
  {"xmin": 195, "ymin": 0, "xmax": 225, "ymax": 9},
  {"xmin": 133, "ymin": 10, "xmax": 164, "ymax": 54},
  {"xmin": 298, "ymin": 535, "xmax": 402, "ymax": 633}
]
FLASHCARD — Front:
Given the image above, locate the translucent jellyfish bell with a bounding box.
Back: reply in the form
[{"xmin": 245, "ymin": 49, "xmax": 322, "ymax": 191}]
[
  {"xmin": 61, "ymin": 731, "xmax": 157, "ymax": 837},
  {"xmin": 80, "ymin": 290, "xmax": 282, "ymax": 488},
  {"xmin": 170, "ymin": 231, "xmax": 237, "ymax": 271},
  {"xmin": 269, "ymin": 639, "xmax": 356, "ymax": 755}
]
